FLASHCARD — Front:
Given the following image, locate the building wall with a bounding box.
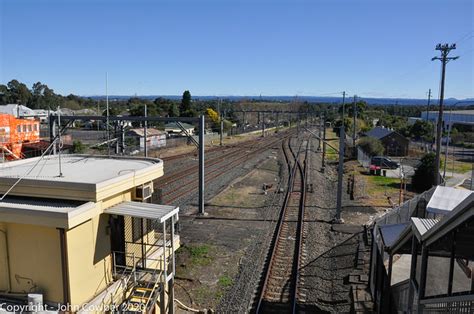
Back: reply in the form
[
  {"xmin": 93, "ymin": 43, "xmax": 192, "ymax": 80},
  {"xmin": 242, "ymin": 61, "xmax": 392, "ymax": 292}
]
[
  {"xmin": 67, "ymin": 191, "xmax": 132, "ymax": 306},
  {"xmin": 1, "ymin": 222, "xmax": 63, "ymax": 303},
  {"xmin": 381, "ymin": 133, "xmax": 409, "ymax": 156}
]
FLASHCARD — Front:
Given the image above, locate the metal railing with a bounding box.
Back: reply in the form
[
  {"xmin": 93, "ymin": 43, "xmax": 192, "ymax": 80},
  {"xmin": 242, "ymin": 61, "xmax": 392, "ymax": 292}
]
[{"xmin": 419, "ymin": 293, "xmax": 474, "ymax": 313}]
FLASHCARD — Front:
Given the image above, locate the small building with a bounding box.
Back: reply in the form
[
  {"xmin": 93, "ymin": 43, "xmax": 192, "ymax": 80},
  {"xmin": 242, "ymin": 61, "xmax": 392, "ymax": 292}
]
[
  {"xmin": 127, "ymin": 128, "xmax": 167, "ymax": 150},
  {"xmin": 0, "ymin": 155, "xmax": 179, "ymax": 313},
  {"xmin": 0, "ymin": 104, "xmax": 49, "ymax": 122},
  {"xmin": 369, "ymin": 186, "xmax": 474, "ymax": 313},
  {"xmin": 164, "ymin": 122, "xmax": 195, "ymax": 136},
  {"xmin": 364, "ymin": 126, "xmax": 409, "ymax": 156},
  {"xmin": 0, "ymin": 113, "xmax": 40, "ymax": 160}
]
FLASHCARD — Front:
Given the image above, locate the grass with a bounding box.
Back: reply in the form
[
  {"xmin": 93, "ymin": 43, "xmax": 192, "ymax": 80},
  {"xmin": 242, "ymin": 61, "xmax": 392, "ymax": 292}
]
[
  {"xmin": 442, "ymin": 157, "xmax": 472, "ymax": 174},
  {"xmin": 366, "ymin": 175, "xmax": 401, "ymax": 195},
  {"xmin": 178, "ymin": 244, "xmax": 214, "ymax": 266},
  {"xmin": 218, "ymin": 275, "xmax": 233, "ymax": 288},
  {"xmin": 324, "ymin": 128, "xmax": 340, "ymax": 161}
]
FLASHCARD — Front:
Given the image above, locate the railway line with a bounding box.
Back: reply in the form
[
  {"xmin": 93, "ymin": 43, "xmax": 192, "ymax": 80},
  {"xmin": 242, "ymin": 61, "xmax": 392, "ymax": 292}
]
[
  {"xmin": 253, "ymin": 136, "xmax": 309, "ymax": 313},
  {"xmin": 155, "ymin": 130, "xmax": 295, "ymax": 204}
]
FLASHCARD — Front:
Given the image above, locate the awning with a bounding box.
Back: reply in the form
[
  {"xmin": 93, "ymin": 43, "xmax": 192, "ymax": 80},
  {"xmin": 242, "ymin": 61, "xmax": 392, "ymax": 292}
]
[
  {"xmin": 379, "ymin": 223, "xmax": 409, "ymax": 250},
  {"xmin": 426, "ymin": 186, "xmax": 472, "ymax": 215},
  {"xmin": 104, "ymin": 201, "xmax": 179, "ymax": 223}
]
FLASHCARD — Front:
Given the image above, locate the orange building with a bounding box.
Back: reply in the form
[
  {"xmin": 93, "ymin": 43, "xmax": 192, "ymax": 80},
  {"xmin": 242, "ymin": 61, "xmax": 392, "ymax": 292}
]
[{"xmin": 0, "ymin": 114, "xmax": 40, "ymax": 160}]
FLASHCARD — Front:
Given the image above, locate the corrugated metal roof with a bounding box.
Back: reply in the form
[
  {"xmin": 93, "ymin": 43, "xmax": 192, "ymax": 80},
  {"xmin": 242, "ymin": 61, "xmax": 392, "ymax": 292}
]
[
  {"xmin": 128, "ymin": 128, "xmax": 165, "ymax": 137},
  {"xmin": 105, "ymin": 201, "xmax": 178, "ymax": 223},
  {"xmin": 365, "ymin": 127, "xmax": 394, "ymax": 139},
  {"xmin": 411, "ymin": 218, "xmax": 439, "ymax": 238}
]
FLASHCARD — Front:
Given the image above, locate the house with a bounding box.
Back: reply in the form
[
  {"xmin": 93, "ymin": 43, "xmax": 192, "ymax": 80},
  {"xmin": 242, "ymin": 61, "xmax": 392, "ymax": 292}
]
[
  {"xmin": 164, "ymin": 122, "xmax": 195, "ymax": 136},
  {"xmin": 369, "ymin": 186, "xmax": 474, "ymax": 312},
  {"xmin": 0, "ymin": 104, "xmax": 49, "ymax": 122},
  {"xmin": 127, "ymin": 128, "xmax": 167, "ymax": 150},
  {"xmin": 0, "ymin": 155, "xmax": 179, "ymax": 313},
  {"xmin": 364, "ymin": 126, "xmax": 409, "ymax": 156}
]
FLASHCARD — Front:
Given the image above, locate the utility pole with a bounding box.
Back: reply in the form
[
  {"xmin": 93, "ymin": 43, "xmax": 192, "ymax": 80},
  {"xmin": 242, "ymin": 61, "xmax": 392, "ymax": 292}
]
[
  {"xmin": 335, "ymin": 91, "xmax": 346, "ymax": 223},
  {"xmin": 425, "ymin": 89, "xmax": 431, "ymax": 121},
  {"xmin": 144, "ymin": 104, "xmax": 148, "ymax": 157},
  {"xmin": 426, "ymin": 89, "xmax": 432, "ymax": 152},
  {"xmin": 321, "ymin": 114, "xmax": 327, "ymax": 172},
  {"xmin": 106, "ymin": 72, "xmax": 110, "ymax": 157},
  {"xmin": 432, "ymin": 43, "xmax": 459, "ymax": 185},
  {"xmin": 218, "ymin": 98, "xmax": 223, "ymax": 146},
  {"xmin": 352, "ymin": 95, "xmax": 357, "ymax": 149}
]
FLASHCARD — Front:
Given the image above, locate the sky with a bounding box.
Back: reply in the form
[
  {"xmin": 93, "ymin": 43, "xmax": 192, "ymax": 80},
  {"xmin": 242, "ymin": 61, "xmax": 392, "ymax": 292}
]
[{"xmin": 0, "ymin": 0, "xmax": 473, "ymax": 99}]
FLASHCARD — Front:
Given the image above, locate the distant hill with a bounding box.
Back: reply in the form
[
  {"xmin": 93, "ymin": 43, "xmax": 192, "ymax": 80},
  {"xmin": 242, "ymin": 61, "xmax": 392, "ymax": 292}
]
[{"xmin": 87, "ymin": 95, "xmax": 474, "ymax": 106}]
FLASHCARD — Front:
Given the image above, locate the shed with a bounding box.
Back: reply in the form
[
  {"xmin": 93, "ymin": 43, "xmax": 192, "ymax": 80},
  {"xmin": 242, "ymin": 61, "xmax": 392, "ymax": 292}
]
[
  {"xmin": 127, "ymin": 128, "xmax": 166, "ymax": 150},
  {"xmin": 364, "ymin": 126, "xmax": 409, "ymax": 156}
]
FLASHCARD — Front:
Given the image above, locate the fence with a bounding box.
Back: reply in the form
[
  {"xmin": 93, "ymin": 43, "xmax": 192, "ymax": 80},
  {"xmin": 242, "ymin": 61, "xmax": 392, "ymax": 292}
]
[{"xmin": 358, "ymin": 147, "xmax": 371, "ymax": 169}]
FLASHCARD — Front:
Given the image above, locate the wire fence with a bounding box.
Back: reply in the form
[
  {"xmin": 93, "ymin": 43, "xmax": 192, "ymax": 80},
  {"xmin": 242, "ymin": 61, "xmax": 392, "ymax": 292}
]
[{"xmin": 357, "ymin": 147, "xmax": 371, "ymax": 169}]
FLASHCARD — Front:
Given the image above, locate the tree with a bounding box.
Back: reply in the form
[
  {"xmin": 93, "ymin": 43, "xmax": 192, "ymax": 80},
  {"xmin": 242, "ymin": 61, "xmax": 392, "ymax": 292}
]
[
  {"xmin": 357, "ymin": 137, "xmax": 385, "ymax": 156},
  {"xmin": 7, "ymin": 79, "xmax": 31, "ymax": 104},
  {"xmin": 410, "ymin": 120, "xmax": 433, "ymax": 141},
  {"xmin": 168, "ymin": 103, "xmax": 179, "ymax": 117},
  {"xmin": 206, "ymin": 108, "xmax": 219, "ymax": 123},
  {"xmin": 412, "ymin": 153, "xmax": 438, "ymax": 192},
  {"xmin": 179, "ymin": 90, "xmax": 194, "ymax": 116}
]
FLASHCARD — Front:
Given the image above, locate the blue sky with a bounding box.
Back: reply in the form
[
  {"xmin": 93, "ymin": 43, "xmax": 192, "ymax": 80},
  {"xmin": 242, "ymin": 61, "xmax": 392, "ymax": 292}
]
[{"xmin": 0, "ymin": 0, "xmax": 473, "ymax": 99}]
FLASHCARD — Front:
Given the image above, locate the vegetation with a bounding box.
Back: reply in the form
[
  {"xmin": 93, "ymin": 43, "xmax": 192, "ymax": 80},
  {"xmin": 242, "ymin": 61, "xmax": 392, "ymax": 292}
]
[
  {"xmin": 218, "ymin": 275, "xmax": 233, "ymax": 288},
  {"xmin": 412, "ymin": 153, "xmax": 438, "ymax": 192},
  {"xmin": 71, "ymin": 140, "xmax": 86, "ymax": 153},
  {"xmin": 357, "ymin": 137, "xmax": 384, "ymax": 156}
]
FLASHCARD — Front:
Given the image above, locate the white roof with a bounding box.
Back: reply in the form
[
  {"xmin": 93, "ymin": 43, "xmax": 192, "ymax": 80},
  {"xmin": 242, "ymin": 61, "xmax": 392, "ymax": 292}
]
[
  {"xmin": 426, "ymin": 186, "xmax": 473, "ymax": 215},
  {"xmin": 105, "ymin": 201, "xmax": 178, "ymax": 223},
  {"xmin": 0, "ymin": 155, "xmax": 161, "ymax": 184},
  {"xmin": 0, "ymin": 104, "xmax": 35, "ymax": 117}
]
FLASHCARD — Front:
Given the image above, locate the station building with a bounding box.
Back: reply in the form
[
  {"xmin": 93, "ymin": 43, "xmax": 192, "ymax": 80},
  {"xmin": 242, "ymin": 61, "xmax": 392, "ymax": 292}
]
[
  {"xmin": 0, "ymin": 155, "xmax": 179, "ymax": 313},
  {"xmin": 369, "ymin": 185, "xmax": 474, "ymax": 312}
]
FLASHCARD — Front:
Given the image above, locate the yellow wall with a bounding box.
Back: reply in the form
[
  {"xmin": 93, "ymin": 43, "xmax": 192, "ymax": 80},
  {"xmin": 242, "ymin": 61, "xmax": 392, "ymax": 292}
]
[
  {"xmin": 66, "ymin": 191, "xmax": 132, "ymax": 306},
  {"xmin": 0, "ymin": 223, "xmax": 9, "ymax": 291},
  {"xmin": 3, "ymin": 223, "xmax": 63, "ymax": 303},
  {"xmin": 66, "ymin": 215, "xmax": 113, "ymax": 306}
]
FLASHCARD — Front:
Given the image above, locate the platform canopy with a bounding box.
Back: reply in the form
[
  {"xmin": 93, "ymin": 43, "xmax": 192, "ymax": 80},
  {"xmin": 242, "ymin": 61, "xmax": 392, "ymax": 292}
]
[
  {"xmin": 105, "ymin": 201, "xmax": 179, "ymax": 223},
  {"xmin": 426, "ymin": 186, "xmax": 472, "ymax": 215}
]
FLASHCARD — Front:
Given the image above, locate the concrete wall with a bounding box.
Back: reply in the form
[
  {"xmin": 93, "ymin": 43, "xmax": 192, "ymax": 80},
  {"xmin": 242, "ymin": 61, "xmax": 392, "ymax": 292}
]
[{"xmin": 2, "ymin": 222, "xmax": 63, "ymax": 303}]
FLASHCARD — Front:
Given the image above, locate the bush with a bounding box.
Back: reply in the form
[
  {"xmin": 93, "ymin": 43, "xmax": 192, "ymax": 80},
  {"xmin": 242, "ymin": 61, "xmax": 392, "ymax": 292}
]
[
  {"xmin": 357, "ymin": 137, "xmax": 384, "ymax": 156},
  {"xmin": 412, "ymin": 153, "xmax": 438, "ymax": 192},
  {"xmin": 71, "ymin": 140, "xmax": 86, "ymax": 154}
]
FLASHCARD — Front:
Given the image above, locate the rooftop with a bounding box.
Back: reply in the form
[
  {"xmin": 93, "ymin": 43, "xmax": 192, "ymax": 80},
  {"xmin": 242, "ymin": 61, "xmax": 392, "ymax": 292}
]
[
  {"xmin": 364, "ymin": 126, "xmax": 395, "ymax": 139},
  {"xmin": 0, "ymin": 155, "xmax": 164, "ymax": 201}
]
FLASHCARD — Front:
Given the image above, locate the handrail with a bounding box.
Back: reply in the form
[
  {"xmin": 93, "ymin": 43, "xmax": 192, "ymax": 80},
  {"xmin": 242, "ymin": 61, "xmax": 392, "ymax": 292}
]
[{"xmin": 99, "ymin": 251, "xmax": 136, "ymax": 310}]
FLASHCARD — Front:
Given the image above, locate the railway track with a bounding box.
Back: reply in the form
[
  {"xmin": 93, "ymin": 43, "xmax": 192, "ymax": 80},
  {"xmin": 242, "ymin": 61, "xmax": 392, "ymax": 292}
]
[
  {"xmin": 253, "ymin": 136, "xmax": 309, "ymax": 313},
  {"xmin": 156, "ymin": 130, "xmax": 295, "ymax": 204}
]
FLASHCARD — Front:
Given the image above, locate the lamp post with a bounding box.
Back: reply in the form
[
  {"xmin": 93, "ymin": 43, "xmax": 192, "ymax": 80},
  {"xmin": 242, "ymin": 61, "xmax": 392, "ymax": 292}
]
[{"xmin": 442, "ymin": 101, "xmax": 474, "ymax": 183}]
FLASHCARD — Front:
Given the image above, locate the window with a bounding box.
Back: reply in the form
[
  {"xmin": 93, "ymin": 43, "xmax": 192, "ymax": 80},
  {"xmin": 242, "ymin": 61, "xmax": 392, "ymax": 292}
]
[
  {"xmin": 17, "ymin": 125, "xmax": 21, "ymax": 133},
  {"xmin": 34, "ymin": 124, "xmax": 38, "ymax": 131},
  {"xmin": 22, "ymin": 125, "xmax": 27, "ymax": 132},
  {"xmin": 27, "ymin": 125, "xmax": 32, "ymax": 132}
]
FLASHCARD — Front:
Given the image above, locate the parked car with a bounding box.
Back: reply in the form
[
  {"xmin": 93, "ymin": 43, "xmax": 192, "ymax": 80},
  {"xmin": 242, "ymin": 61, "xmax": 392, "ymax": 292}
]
[{"xmin": 370, "ymin": 156, "xmax": 399, "ymax": 169}]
